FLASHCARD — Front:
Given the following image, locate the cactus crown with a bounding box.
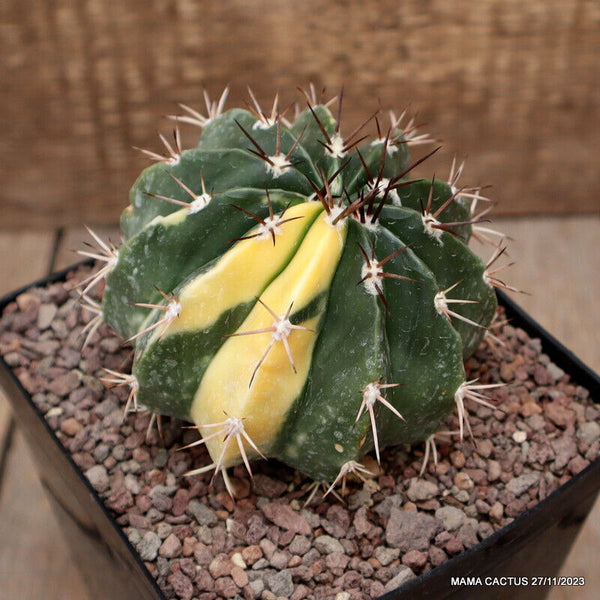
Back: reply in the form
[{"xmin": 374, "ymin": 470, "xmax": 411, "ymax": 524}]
[{"xmin": 81, "ymin": 86, "xmax": 509, "ymax": 496}]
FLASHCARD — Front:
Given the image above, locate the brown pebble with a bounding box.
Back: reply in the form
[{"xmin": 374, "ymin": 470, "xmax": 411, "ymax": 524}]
[
  {"xmin": 450, "ymin": 451, "xmax": 466, "ymax": 468},
  {"xmin": 215, "ymin": 492, "xmax": 235, "ymax": 512},
  {"xmin": 16, "ymin": 292, "xmax": 41, "ymax": 312},
  {"xmin": 454, "ymin": 472, "xmax": 474, "ymax": 491},
  {"xmin": 476, "ymin": 439, "xmax": 494, "ymax": 458},
  {"xmin": 487, "ymin": 460, "xmax": 502, "ymax": 482},
  {"xmin": 545, "ymin": 401, "xmax": 575, "ymax": 428},
  {"xmin": 60, "ymin": 417, "xmax": 83, "ymax": 436},
  {"xmin": 181, "ymin": 536, "xmax": 198, "ymax": 557},
  {"xmin": 230, "ymin": 565, "xmax": 248, "ymax": 587},
  {"xmin": 209, "ymin": 553, "xmax": 234, "ymax": 578},
  {"xmin": 521, "ymin": 400, "xmax": 542, "ymax": 417},
  {"xmin": 489, "ymin": 501, "xmax": 504, "ymax": 522},
  {"xmin": 241, "ymin": 544, "xmax": 263, "ymax": 565},
  {"xmin": 499, "ymin": 363, "xmax": 515, "ymax": 382}
]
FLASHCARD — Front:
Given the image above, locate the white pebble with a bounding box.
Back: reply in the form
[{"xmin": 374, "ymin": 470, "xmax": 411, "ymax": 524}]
[
  {"xmin": 512, "ymin": 430, "xmax": 527, "ymax": 443},
  {"xmin": 231, "ymin": 551, "xmax": 247, "ymax": 569},
  {"xmin": 45, "ymin": 407, "xmax": 63, "ymax": 418}
]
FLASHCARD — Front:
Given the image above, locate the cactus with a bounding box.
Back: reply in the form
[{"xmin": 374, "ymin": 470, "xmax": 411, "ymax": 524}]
[{"xmin": 81, "ymin": 87, "xmax": 510, "ymax": 495}]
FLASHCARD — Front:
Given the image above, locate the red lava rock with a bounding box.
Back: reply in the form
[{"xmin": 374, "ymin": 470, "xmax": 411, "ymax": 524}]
[
  {"xmin": 353, "ymin": 506, "xmax": 373, "ymax": 537},
  {"xmin": 193, "ymin": 543, "xmax": 214, "ymax": 565},
  {"xmin": 251, "ymin": 473, "xmax": 288, "ymax": 497},
  {"xmin": 172, "ymin": 489, "xmax": 189, "ymax": 517},
  {"xmin": 402, "ymin": 549, "xmax": 428, "ymax": 570},
  {"xmin": 551, "ymin": 435, "xmax": 578, "ymax": 470},
  {"xmin": 445, "ymin": 537, "xmax": 465, "ymax": 556},
  {"xmin": 105, "ymin": 487, "xmax": 134, "ymax": 513},
  {"xmin": 325, "ymin": 552, "xmax": 350, "ymax": 573},
  {"xmin": 428, "ymin": 545, "xmax": 448, "ymax": 567},
  {"xmin": 214, "ymin": 575, "xmax": 239, "ymax": 598},
  {"xmin": 209, "ymin": 553, "xmax": 234, "ymax": 579},
  {"xmin": 129, "ymin": 513, "xmax": 151, "ymax": 529},
  {"xmin": 568, "ymin": 455, "xmax": 590, "ymax": 475},
  {"xmin": 379, "ymin": 475, "xmax": 395, "ymax": 488},
  {"xmin": 136, "ymin": 494, "xmax": 153, "ymax": 513},
  {"xmin": 533, "ymin": 365, "xmax": 552, "ymax": 386},
  {"xmin": 48, "ymin": 371, "xmax": 81, "ymax": 396},
  {"xmin": 193, "ymin": 570, "xmax": 215, "ymax": 593},
  {"xmin": 261, "ymin": 502, "xmax": 312, "ymax": 535},
  {"xmin": 167, "ymin": 570, "xmax": 194, "ymax": 600},
  {"xmin": 160, "ymin": 533, "xmax": 182, "ymax": 558},
  {"xmin": 323, "ymin": 504, "xmax": 351, "ymax": 537}
]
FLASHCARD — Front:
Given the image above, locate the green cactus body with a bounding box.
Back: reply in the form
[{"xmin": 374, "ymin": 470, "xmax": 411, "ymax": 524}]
[{"xmin": 96, "ymin": 92, "xmax": 499, "ymax": 487}]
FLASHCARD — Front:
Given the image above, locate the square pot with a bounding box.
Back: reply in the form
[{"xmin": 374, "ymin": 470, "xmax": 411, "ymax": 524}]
[{"xmin": 1, "ymin": 262, "xmax": 598, "ymax": 600}]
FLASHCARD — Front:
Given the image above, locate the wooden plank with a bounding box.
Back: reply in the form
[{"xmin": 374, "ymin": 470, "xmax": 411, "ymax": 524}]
[
  {"xmin": 1, "ymin": 0, "xmax": 599, "ymax": 228},
  {"xmin": 53, "ymin": 225, "xmax": 120, "ymax": 271},
  {"xmin": 474, "ymin": 216, "xmax": 599, "ymax": 371},
  {"xmin": 0, "ymin": 230, "xmax": 91, "ymax": 600}
]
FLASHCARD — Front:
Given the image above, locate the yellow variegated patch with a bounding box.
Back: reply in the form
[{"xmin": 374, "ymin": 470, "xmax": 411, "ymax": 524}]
[
  {"xmin": 159, "ymin": 202, "xmax": 322, "ymax": 338},
  {"xmin": 191, "ymin": 210, "xmax": 348, "ymax": 466}
]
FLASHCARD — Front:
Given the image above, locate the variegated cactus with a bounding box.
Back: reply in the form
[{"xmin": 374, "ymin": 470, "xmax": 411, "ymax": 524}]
[{"xmin": 80, "ymin": 87, "xmax": 510, "ymax": 495}]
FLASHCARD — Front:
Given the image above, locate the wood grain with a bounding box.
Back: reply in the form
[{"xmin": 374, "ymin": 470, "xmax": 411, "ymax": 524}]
[
  {"xmin": 473, "ymin": 216, "xmax": 600, "ymax": 372},
  {"xmin": 54, "ymin": 226, "xmax": 120, "ymax": 271},
  {"xmin": 2, "ymin": 0, "xmax": 599, "ymax": 228}
]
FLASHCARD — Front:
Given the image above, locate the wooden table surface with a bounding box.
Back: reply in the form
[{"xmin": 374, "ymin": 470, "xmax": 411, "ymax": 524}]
[{"xmin": 0, "ymin": 216, "xmax": 598, "ymax": 599}]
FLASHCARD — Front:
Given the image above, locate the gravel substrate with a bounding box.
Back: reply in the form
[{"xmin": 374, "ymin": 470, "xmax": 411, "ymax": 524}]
[{"xmin": 1, "ymin": 263, "xmax": 599, "ymax": 600}]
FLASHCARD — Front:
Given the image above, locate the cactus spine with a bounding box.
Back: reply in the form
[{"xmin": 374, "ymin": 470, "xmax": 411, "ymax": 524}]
[{"xmin": 82, "ymin": 87, "xmax": 509, "ymax": 493}]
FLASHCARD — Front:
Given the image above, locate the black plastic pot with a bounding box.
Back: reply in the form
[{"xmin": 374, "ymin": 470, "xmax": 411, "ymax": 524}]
[{"xmin": 1, "ymin": 263, "xmax": 598, "ymax": 600}]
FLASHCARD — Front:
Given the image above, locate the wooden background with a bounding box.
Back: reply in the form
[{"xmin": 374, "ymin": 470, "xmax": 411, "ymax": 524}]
[{"xmin": 1, "ymin": 0, "xmax": 599, "ymax": 229}]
